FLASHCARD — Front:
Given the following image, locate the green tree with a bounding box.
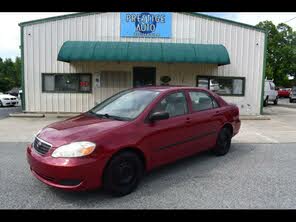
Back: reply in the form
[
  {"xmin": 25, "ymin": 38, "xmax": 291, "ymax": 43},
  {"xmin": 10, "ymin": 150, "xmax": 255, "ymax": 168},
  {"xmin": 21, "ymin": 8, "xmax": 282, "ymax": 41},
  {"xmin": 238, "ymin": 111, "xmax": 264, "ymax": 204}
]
[
  {"xmin": 0, "ymin": 56, "xmax": 21, "ymax": 92},
  {"xmin": 0, "ymin": 73, "xmax": 14, "ymax": 92},
  {"xmin": 14, "ymin": 57, "xmax": 21, "ymax": 87},
  {"xmin": 256, "ymin": 21, "xmax": 296, "ymax": 87}
]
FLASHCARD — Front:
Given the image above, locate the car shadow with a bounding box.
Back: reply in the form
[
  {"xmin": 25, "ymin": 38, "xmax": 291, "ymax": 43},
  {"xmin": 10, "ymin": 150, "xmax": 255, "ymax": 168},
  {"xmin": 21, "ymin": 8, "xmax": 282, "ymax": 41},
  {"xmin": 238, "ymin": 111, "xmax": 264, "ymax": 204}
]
[{"xmin": 49, "ymin": 143, "xmax": 256, "ymax": 207}]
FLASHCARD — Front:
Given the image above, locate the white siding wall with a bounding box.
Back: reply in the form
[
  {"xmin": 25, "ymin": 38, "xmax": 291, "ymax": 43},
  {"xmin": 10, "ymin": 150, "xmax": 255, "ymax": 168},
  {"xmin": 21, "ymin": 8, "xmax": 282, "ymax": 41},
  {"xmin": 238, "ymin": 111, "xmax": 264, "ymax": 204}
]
[{"xmin": 23, "ymin": 12, "xmax": 265, "ymax": 115}]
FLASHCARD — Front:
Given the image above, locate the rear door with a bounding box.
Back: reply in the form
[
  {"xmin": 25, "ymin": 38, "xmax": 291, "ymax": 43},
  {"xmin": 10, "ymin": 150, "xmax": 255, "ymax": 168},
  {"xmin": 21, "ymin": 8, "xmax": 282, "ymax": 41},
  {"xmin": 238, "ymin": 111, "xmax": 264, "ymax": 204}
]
[
  {"xmin": 269, "ymin": 81, "xmax": 277, "ymax": 100},
  {"xmin": 184, "ymin": 89, "xmax": 223, "ymax": 153}
]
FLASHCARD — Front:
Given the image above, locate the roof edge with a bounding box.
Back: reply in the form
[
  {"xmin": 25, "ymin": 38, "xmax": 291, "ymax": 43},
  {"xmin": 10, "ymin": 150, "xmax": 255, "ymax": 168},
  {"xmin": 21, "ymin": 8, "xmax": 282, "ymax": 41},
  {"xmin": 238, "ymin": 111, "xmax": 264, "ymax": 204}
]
[
  {"xmin": 187, "ymin": 12, "xmax": 266, "ymax": 33},
  {"xmin": 18, "ymin": 12, "xmax": 266, "ymax": 33},
  {"xmin": 18, "ymin": 12, "xmax": 96, "ymax": 27}
]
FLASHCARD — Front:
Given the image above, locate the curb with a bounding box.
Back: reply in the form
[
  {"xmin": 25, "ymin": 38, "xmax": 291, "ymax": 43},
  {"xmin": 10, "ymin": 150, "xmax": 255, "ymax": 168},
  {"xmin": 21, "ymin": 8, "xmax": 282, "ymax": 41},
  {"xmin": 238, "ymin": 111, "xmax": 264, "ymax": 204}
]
[
  {"xmin": 240, "ymin": 116, "xmax": 270, "ymax": 120},
  {"xmin": 9, "ymin": 113, "xmax": 45, "ymax": 118}
]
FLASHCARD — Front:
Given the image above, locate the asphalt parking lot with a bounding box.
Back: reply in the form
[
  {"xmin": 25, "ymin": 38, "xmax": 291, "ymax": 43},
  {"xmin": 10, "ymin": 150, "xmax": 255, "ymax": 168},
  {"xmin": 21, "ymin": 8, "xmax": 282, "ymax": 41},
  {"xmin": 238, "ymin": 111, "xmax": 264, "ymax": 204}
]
[
  {"xmin": 0, "ymin": 98, "xmax": 295, "ymax": 209},
  {"xmin": 0, "ymin": 142, "xmax": 296, "ymax": 209},
  {"xmin": 0, "ymin": 106, "xmax": 21, "ymax": 120}
]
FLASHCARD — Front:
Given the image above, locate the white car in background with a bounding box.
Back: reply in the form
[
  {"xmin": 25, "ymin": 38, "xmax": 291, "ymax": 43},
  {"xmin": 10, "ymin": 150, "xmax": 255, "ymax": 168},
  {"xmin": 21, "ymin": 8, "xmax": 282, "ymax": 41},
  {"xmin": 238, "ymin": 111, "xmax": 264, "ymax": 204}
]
[
  {"xmin": 0, "ymin": 93, "xmax": 19, "ymax": 107},
  {"xmin": 263, "ymin": 79, "xmax": 278, "ymax": 106},
  {"xmin": 290, "ymin": 86, "xmax": 296, "ymax": 103}
]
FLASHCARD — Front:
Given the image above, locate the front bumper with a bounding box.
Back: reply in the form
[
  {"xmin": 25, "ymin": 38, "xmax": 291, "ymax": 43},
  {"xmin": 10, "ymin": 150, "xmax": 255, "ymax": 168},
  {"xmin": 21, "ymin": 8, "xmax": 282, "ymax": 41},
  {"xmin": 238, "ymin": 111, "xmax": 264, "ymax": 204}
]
[
  {"xmin": 1, "ymin": 100, "xmax": 18, "ymax": 106},
  {"xmin": 26, "ymin": 144, "xmax": 109, "ymax": 191}
]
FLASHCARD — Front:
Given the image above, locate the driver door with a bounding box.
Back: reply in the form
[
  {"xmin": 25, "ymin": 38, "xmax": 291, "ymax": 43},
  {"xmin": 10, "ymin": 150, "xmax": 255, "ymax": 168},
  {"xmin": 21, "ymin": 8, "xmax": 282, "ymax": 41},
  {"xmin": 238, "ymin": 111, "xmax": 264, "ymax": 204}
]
[{"xmin": 141, "ymin": 91, "xmax": 192, "ymax": 167}]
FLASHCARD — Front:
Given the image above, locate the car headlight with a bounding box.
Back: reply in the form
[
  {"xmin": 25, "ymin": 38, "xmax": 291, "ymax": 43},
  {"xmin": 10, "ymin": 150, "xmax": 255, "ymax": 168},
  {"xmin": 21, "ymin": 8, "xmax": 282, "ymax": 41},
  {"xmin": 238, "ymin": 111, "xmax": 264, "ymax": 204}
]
[
  {"xmin": 51, "ymin": 141, "xmax": 96, "ymax": 158},
  {"xmin": 3, "ymin": 98, "xmax": 10, "ymax": 100}
]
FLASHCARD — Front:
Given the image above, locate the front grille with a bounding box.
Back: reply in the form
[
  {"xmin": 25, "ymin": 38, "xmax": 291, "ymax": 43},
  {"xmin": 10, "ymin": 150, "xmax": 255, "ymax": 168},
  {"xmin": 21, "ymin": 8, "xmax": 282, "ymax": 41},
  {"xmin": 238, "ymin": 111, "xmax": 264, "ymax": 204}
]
[
  {"xmin": 59, "ymin": 179, "xmax": 81, "ymax": 186},
  {"xmin": 33, "ymin": 137, "xmax": 52, "ymax": 155},
  {"xmin": 10, "ymin": 98, "xmax": 16, "ymax": 100}
]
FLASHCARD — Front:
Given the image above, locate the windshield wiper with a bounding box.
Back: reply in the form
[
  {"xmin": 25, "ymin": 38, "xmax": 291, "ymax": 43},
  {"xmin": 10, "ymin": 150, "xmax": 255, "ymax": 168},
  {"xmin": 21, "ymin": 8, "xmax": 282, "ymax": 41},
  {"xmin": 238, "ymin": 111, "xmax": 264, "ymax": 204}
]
[{"xmin": 94, "ymin": 113, "xmax": 128, "ymax": 121}]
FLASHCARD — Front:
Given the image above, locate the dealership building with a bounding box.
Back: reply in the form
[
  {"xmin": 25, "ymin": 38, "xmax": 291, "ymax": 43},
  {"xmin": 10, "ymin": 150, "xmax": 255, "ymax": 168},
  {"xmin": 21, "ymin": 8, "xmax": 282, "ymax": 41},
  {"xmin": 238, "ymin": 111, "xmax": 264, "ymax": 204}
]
[{"xmin": 19, "ymin": 12, "xmax": 267, "ymax": 115}]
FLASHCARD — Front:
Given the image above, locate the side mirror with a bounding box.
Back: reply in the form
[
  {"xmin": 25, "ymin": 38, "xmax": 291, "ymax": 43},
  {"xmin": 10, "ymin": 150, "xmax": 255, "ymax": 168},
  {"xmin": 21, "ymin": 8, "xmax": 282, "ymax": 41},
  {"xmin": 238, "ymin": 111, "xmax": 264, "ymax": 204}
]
[{"xmin": 149, "ymin": 111, "xmax": 169, "ymax": 122}]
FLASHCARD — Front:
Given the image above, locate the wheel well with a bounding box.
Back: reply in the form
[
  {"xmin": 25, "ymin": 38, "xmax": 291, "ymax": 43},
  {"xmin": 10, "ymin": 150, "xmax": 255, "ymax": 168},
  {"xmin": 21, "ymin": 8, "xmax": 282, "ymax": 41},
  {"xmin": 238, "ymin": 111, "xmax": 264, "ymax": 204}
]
[{"xmin": 223, "ymin": 123, "xmax": 233, "ymax": 136}]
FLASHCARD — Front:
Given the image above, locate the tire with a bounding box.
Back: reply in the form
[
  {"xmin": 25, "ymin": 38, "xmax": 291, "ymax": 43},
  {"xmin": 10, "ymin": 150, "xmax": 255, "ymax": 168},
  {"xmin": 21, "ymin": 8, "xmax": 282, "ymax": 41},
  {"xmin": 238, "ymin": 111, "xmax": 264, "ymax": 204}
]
[
  {"xmin": 212, "ymin": 127, "xmax": 232, "ymax": 156},
  {"xmin": 263, "ymin": 96, "xmax": 269, "ymax": 107},
  {"xmin": 290, "ymin": 98, "xmax": 293, "ymax": 103},
  {"xmin": 273, "ymin": 97, "xmax": 278, "ymax": 105},
  {"xmin": 0, "ymin": 100, "xmax": 3, "ymax": 107},
  {"xmin": 103, "ymin": 151, "xmax": 144, "ymax": 197}
]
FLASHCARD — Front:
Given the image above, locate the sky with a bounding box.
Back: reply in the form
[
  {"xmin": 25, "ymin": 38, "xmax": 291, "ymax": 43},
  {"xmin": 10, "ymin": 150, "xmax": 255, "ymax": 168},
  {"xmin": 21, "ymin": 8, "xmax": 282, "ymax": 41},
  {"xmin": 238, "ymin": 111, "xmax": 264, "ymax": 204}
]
[{"xmin": 1, "ymin": 12, "xmax": 296, "ymax": 61}]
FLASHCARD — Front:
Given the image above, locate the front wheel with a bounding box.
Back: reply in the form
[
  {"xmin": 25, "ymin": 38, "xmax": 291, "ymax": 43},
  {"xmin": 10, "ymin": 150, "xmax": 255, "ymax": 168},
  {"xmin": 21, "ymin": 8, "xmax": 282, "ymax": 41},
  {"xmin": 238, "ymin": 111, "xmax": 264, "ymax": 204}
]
[
  {"xmin": 103, "ymin": 151, "xmax": 144, "ymax": 197},
  {"xmin": 212, "ymin": 127, "xmax": 232, "ymax": 156},
  {"xmin": 273, "ymin": 97, "xmax": 278, "ymax": 105},
  {"xmin": 0, "ymin": 100, "xmax": 3, "ymax": 107}
]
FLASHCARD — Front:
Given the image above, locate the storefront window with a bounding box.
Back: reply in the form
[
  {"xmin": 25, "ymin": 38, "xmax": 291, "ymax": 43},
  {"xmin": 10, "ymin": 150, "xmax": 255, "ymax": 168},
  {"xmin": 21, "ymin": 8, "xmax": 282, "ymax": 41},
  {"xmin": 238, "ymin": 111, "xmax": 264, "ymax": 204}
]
[
  {"xmin": 196, "ymin": 76, "xmax": 245, "ymax": 96},
  {"xmin": 42, "ymin": 73, "xmax": 92, "ymax": 93}
]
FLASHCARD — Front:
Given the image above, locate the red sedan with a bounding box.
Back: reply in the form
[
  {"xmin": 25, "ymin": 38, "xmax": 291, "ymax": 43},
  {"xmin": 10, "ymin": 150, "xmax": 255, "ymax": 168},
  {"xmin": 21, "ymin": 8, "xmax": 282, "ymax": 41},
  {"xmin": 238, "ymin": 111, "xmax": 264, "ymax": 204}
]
[
  {"xmin": 27, "ymin": 86, "xmax": 240, "ymax": 196},
  {"xmin": 278, "ymin": 88, "xmax": 291, "ymax": 98}
]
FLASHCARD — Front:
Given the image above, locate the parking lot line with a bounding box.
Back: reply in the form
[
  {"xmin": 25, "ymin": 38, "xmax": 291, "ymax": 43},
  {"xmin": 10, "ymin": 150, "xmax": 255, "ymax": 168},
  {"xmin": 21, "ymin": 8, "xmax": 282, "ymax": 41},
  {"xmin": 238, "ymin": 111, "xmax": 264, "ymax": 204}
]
[{"xmin": 255, "ymin": 132, "xmax": 279, "ymax": 143}]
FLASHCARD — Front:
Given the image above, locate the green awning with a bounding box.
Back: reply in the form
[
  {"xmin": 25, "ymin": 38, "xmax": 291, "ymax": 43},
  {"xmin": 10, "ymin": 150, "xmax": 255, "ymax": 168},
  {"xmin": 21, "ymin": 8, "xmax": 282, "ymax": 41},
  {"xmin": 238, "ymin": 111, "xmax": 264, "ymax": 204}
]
[{"xmin": 57, "ymin": 41, "xmax": 230, "ymax": 65}]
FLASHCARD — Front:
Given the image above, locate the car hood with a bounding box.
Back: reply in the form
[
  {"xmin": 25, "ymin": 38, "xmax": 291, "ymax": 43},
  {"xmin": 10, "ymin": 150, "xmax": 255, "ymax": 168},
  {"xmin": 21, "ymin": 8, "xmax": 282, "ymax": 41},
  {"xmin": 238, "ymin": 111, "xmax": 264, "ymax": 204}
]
[
  {"xmin": 0, "ymin": 94, "xmax": 17, "ymax": 99},
  {"xmin": 38, "ymin": 113, "xmax": 129, "ymax": 147}
]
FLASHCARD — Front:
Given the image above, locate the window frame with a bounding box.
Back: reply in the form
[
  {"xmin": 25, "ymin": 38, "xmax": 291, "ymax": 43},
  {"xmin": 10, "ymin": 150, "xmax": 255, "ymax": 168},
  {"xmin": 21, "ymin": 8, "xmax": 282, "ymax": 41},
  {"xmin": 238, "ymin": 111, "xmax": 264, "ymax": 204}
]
[
  {"xmin": 187, "ymin": 90, "xmax": 220, "ymax": 113},
  {"xmin": 269, "ymin": 82, "xmax": 275, "ymax": 90},
  {"xmin": 42, "ymin": 73, "xmax": 92, "ymax": 93},
  {"xmin": 146, "ymin": 90, "xmax": 189, "ymax": 122},
  {"xmin": 196, "ymin": 76, "xmax": 245, "ymax": 97}
]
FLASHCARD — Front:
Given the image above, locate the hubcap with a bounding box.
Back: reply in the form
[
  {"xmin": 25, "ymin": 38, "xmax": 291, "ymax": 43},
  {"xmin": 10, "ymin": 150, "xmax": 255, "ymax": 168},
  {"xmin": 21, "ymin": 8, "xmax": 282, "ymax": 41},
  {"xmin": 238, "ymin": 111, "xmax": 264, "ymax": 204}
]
[
  {"xmin": 113, "ymin": 161, "xmax": 136, "ymax": 185},
  {"xmin": 220, "ymin": 131, "xmax": 230, "ymax": 150}
]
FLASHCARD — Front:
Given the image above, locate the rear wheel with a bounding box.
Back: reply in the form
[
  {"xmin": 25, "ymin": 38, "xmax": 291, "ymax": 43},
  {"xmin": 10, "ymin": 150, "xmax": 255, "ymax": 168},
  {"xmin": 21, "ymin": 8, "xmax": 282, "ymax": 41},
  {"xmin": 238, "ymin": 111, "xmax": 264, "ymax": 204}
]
[
  {"xmin": 290, "ymin": 98, "xmax": 294, "ymax": 103},
  {"xmin": 212, "ymin": 127, "xmax": 232, "ymax": 156},
  {"xmin": 0, "ymin": 100, "xmax": 3, "ymax": 107},
  {"xmin": 103, "ymin": 151, "xmax": 144, "ymax": 197},
  {"xmin": 263, "ymin": 97, "xmax": 268, "ymax": 107}
]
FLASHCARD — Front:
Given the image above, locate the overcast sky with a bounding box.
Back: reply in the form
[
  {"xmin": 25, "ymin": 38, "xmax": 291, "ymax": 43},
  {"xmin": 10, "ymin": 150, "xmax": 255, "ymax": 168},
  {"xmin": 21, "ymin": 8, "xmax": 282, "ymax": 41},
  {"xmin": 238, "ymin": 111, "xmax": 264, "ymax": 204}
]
[{"xmin": 1, "ymin": 12, "xmax": 296, "ymax": 61}]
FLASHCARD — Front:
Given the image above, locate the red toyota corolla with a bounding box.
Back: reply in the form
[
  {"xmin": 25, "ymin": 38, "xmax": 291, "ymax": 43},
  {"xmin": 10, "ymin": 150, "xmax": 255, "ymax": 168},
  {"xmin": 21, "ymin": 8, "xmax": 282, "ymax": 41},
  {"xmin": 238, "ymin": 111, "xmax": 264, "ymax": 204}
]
[{"xmin": 27, "ymin": 86, "xmax": 240, "ymax": 196}]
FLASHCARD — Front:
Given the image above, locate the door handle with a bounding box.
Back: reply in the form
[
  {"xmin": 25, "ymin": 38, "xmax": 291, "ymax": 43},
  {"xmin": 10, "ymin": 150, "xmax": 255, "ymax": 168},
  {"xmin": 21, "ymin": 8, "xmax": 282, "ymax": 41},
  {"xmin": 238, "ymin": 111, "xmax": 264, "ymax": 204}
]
[{"xmin": 185, "ymin": 117, "xmax": 191, "ymax": 124}]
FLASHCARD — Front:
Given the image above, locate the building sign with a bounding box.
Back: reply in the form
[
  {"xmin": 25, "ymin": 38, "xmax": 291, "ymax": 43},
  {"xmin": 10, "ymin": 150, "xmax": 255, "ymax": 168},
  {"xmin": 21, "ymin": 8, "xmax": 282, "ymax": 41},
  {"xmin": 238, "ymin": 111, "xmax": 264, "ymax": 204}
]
[{"xmin": 120, "ymin": 12, "xmax": 172, "ymax": 38}]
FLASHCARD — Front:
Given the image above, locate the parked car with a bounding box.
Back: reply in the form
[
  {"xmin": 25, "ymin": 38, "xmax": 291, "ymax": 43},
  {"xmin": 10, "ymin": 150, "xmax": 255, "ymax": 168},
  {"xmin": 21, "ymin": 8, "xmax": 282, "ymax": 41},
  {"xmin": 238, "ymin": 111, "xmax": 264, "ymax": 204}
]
[
  {"xmin": 7, "ymin": 87, "xmax": 20, "ymax": 97},
  {"xmin": 289, "ymin": 86, "xmax": 296, "ymax": 103},
  {"xmin": 26, "ymin": 86, "xmax": 241, "ymax": 196},
  {"xmin": 277, "ymin": 87, "xmax": 291, "ymax": 98},
  {"xmin": 263, "ymin": 79, "xmax": 278, "ymax": 106},
  {"xmin": 0, "ymin": 93, "xmax": 19, "ymax": 107}
]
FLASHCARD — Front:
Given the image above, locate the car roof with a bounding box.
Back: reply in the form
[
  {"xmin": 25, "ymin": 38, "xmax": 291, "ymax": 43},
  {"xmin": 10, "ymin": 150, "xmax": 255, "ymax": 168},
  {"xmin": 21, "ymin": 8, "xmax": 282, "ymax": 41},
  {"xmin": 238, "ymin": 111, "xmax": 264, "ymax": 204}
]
[{"xmin": 133, "ymin": 86, "xmax": 207, "ymax": 92}]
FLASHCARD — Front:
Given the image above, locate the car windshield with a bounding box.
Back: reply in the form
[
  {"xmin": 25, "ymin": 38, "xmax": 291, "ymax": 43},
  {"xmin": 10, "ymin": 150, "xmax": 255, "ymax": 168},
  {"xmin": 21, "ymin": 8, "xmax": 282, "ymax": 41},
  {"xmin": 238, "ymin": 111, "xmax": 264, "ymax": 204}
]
[
  {"xmin": 89, "ymin": 89, "xmax": 160, "ymax": 121},
  {"xmin": 292, "ymin": 87, "xmax": 296, "ymax": 92}
]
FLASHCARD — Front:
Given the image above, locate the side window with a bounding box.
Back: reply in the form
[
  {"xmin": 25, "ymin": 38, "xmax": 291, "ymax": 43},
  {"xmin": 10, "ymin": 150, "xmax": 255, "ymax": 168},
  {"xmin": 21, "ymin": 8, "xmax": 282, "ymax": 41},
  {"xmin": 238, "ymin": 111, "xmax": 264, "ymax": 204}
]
[
  {"xmin": 189, "ymin": 91, "xmax": 219, "ymax": 112},
  {"xmin": 152, "ymin": 92, "xmax": 188, "ymax": 118},
  {"xmin": 212, "ymin": 98, "xmax": 219, "ymax": 108},
  {"xmin": 196, "ymin": 76, "xmax": 245, "ymax": 96},
  {"xmin": 270, "ymin": 82, "xmax": 275, "ymax": 90}
]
